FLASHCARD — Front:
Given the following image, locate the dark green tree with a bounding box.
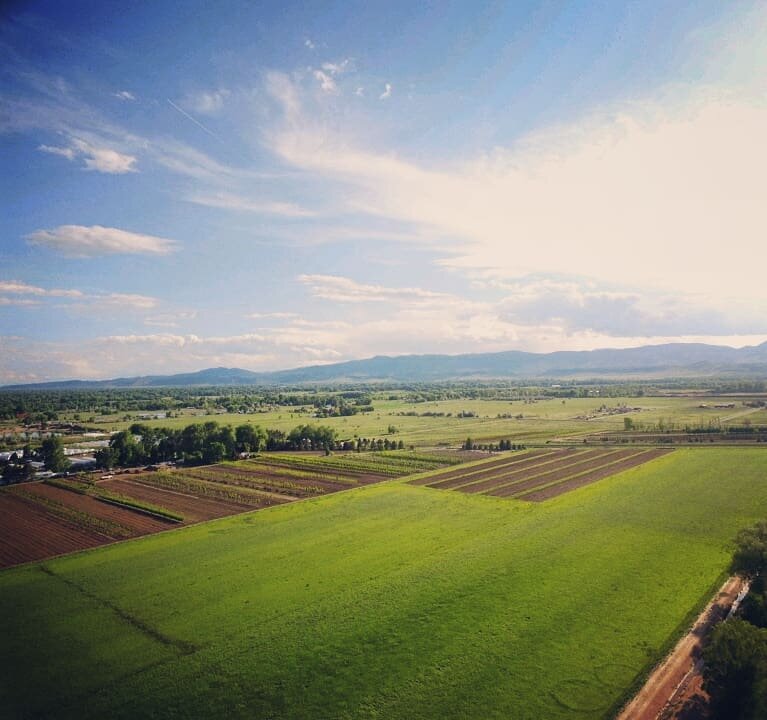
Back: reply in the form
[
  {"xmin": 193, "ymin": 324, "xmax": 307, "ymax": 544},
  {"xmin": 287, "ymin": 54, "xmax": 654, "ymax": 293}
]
[
  {"xmin": 39, "ymin": 436, "xmax": 70, "ymax": 473},
  {"xmin": 202, "ymin": 441, "xmax": 226, "ymax": 465},
  {"xmin": 94, "ymin": 446, "xmax": 118, "ymax": 470},
  {"xmin": 731, "ymin": 521, "xmax": 767, "ymax": 579},
  {"xmin": 702, "ymin": 618, "xmax": 767, "ymax": 719},
  {"xmin": 235, "ymin": 424, "xmax": 262, "ymax": 453}
]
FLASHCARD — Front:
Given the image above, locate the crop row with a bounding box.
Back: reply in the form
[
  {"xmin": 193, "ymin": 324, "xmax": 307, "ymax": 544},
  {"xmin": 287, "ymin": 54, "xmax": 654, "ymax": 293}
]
[
  {"xmin": 377, "ymin": 451, "xmax": 462, "ymax": 466},
  {"xmin": 142, "ymin": 471, "xmax": 276, "ymax": 507},
  {"xmin": 416, "ymin": 448, "xmax": 672, "ymax": 502},
  {"xmin": 518, "ymin": 450, "xmax": 672, "ymax": 501},
  {"xmin": 92, "ymin": 489, "xmax": 184, "ymax": 522},
  {"xmin": 223, "ymin": 461, "xmax": 358, "ymax": 486},
  {"xmin": 12, "ymin": 487, "xmax": 134, "ymax": 539},
  {"xmin": 45, "ymin": 477, "xmax": 183, "ymax": 522},
  {"xmin": 178, "ymin": 467, "xmax": 326, "ymax": 498},
  {"xmin": 250, "ymin": 452, "xmax": 435, "ymax": 476}
]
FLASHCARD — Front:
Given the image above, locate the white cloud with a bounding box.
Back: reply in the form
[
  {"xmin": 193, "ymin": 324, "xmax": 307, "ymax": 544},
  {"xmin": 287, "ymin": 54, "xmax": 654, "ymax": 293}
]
[
  {"xmin": 187, "ymin": 89, "xmax": 230, "ymax": 115},
  {"xmin": 298, "ymin": 274, "xmax": 451, "ymax": 305},
  {"xmin": 247, "ymin": 311, "xmax": 300, "ymax": 319},
  {"xmin": 26, "ymin": 225, "xmax": 177, "ymax": 257},
  {"xmin": 0, "ymin": 280, "xmax": 163, "ymax": 315},
  {"xmin": 0, "ymin": 280, "xmax": 83, "ymax": 297},
  {"xmin": 305, "ymin": 39, "xmax": 315, "ymax": 50},
  {"xmin": 495, "ymin": 278, "xmax": 747, "ymax": 336},
  {"xmin": 38, "ymin": 144, "xmax": 75, "ymax": 159},
  {"xmin": 38, "ymin": 137, "xmax": 137, "ymax": 173},
  {"xmin": 355, "ymin": 87, "xmax": 365, "ymax": 97},
  {"xmin": 113, "ymin": 90, "xmax": 136, "ymax": 101},
  {"xmin": 379, "ymin": 83, "xmax": 392, "ymax": 100},
  {"xmin": 100, "ymin": 293, "xmax": 158, "ymax": 310},
  {"xmin": 266, "ymin": 73, "xmax": 767, "ymax": 310},
  {"xmin": 72, "ymin": 139, "xmax": 137, "ymax": 173},
  {"xmin": 144, "ymin": 311, "xmax": 198, "ymax": 328},
  {"xmin": 187, "ymin": 192, "xmax": 316, "ymax": 217},
  {"xmin": 321, "ymin": 59, "xmax": 353, "ymax": 76},
  {"xmin": 0, "ymin": 297, "xmax": 41, "ymax": 306},
  {"xmin": 313, "ymin": 70, "xmax": 337, "ymax": 94}
]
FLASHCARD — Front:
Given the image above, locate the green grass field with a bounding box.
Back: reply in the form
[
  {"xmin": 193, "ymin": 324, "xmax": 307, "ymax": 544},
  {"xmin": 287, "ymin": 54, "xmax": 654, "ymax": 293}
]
[
  {"xmin": 76, "ymin": 394, "xmax": 762, "ymax": 448},
  {"xmin": 1, "ymin": 448, "xmax": 766, "ymax": 719}
]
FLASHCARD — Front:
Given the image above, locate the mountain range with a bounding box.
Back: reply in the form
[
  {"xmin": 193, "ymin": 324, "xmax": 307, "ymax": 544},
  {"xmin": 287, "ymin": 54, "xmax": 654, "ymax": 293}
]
[{"xmin": 4, "ymin": 341, "xmax": 767, "ymax": 389}]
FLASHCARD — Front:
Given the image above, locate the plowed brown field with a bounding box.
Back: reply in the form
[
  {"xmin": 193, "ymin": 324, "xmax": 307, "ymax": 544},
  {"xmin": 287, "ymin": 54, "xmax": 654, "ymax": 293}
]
[
  {"xmin": 100, "ymin": 478, "xmax": 253, "ymax": 522},
  {"xmin": 412, "ymin": 448, "xmax": 673, "ymax": 502},
  {"xmin": 0, "ymin": 491, "xmax": 108, "ymax": 568}
]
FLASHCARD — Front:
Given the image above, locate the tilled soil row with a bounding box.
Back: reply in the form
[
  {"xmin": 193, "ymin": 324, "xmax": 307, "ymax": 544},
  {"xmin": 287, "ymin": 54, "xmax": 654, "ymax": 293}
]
[
  {"xmin": 100, "ymin": 478, "xmax": 259, "ymax": 522},
  {"xmin": 485, "ymin": 449, "xmax": 642, "ymax": 498},
  {"xmin": 21, "ymin": 483, "xmax": 170, "ymax": 535},
  {"xmin": 476, "ymin": 450, "xmax": 623, "ymax": 497},
  {"xmin": 0, "ymin": 491, "xmax": 108, "ymax": 568},
  {"xmin": 455, "ymin": 449, "xmax": 623, "ymax": 494},
  {"xmin": 190, "ymin": 465, "xmax": 353, "ymax": 494},
  {"xmin": 245, "ymin": 458, "xmax": 390, "ymax": 482},
  {"xmin": 413, "ymin": 449, "xmax": 568, "ymax": 488},
  {"xmin": 520, "ymin": 449, "xmax": 673, "ymax": 501}
]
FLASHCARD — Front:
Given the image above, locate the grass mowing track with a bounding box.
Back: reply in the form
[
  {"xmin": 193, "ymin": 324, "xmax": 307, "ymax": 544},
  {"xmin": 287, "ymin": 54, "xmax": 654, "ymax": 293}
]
[{"xmin": 1, "ymin": 448, "xmax": 766, "ymax": 719}]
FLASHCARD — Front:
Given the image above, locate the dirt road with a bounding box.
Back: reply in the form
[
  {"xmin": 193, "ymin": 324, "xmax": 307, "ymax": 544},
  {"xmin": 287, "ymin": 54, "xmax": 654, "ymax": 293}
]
[{"xmin": 617, "ymin": 576, "xmax": 746, "ymax": 720}]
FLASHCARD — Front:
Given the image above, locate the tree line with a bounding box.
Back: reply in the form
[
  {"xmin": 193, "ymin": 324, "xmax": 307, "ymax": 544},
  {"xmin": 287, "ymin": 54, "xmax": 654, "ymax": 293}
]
[
  {"xmin": 695, "ymin": 521, "xmax": 767, "ymax": 719},
  {"xmin": 90, "ymin": 421, "xmax": 407, "ymax": 470}
]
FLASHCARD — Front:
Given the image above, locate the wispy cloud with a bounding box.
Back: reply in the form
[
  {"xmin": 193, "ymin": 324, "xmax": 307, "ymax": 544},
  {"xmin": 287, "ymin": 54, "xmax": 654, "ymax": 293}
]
[
  {"xmin": 313, "ymin": 70, "xmax": 337, "ymax": 94},
  {"xmin": 37, "ymin": 137, "xmax": 137, "ymax": 173},
  {"xmin": 144, "ymin": 311, "xmax": 198, "ymax": 328},
  {"xmin": 0, "ymin": 280, "xmax": 161, "ymax": 314},
  {"xmin": 113, "ymin": 90, "xmax": 135, "ymax": 101},
  {"xmin": 321, "ymin": 59, "xmax": 353, "ymax": 75},
  {"xmin": 25, "ymin": 225, "xmax": 178, "ymax": 257},
  {"xmin": 247, "ymin": 311, "xmax": 300, "ymax": 320},
  {"xmin": 187, "ymin": 192, "xmax": 316, "ymax": 217},
  {"xmin": 304, "ymin": 39, "xmax": 315, "ymax": 50},
  {"xmin": 0, "ymin": 280, "xmax": 83, "ymax": 297},
  {"xmin": 379, "ymin": 83, "xmax": 392, "ymax": 100},
  {"xmin": 298, "ymin": 274, "xmax": 450, "ymax": 305},
  {"xmin": 0, "ymin": 297, "xmax": 41, "ymax": 307},
  {"xmin": 37, "ymin": 144, "xmax": 75, "ymax": 159},
  {"xmin": 265, "ymin": 71, "xmax": 767, "ymax": 309},
  {"xmin": 100, "ymin": 293, "xmax": 158, "ymax": 310},
  {"xmin": 186, "ymin": 89, "xmax": 230, "ymax": 115}
]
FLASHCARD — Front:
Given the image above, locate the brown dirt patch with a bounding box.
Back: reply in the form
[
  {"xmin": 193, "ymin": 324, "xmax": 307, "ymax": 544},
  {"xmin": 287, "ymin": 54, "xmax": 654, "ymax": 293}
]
[
  {"xmin": 186, "ymin": 465, "xmax": 352, "ymax": 495},
  {"xmin": 244, "ymin": 458, "xmax": 389, "ymax": 483},
  {"xmin": 19, "ymin": 483, "xmax": 171, "ymax": 535},
  {"xmin": 0, "ymin": 489, "xmax": 108, "ymax": 569},
  {"xmin": 100, "ymin": 478, "xmax": 254, "ymax": 523}
]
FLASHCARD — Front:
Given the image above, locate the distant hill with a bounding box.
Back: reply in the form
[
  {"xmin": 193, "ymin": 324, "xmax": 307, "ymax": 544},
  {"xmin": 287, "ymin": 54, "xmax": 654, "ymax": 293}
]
[{"xmin": 4, "ymin": 341, "xmax": 767, "ymax": 389}]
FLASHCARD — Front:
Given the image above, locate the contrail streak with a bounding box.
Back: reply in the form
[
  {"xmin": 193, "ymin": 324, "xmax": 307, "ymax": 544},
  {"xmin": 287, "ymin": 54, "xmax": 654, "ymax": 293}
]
[{"xmin": 166, "ymin": 99, "xmax": 221, "ymax": 141}]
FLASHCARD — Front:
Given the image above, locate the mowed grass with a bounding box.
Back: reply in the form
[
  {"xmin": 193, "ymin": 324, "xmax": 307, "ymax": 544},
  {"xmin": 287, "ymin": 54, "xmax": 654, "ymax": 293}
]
[{"xmin": 1, "ymin": 448, "xmax": 766, "ymax": 719}]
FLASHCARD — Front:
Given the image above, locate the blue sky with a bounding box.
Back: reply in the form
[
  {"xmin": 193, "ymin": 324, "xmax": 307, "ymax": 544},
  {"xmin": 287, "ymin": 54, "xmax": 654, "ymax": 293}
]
[{"xmin": 1, "ymin": 0, "xmax": 766, "ymax": 382}]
